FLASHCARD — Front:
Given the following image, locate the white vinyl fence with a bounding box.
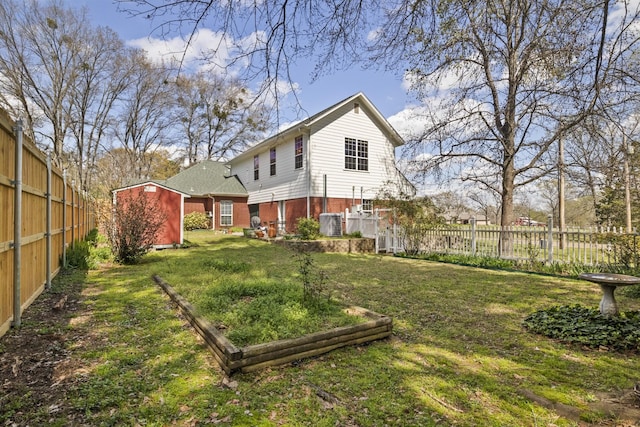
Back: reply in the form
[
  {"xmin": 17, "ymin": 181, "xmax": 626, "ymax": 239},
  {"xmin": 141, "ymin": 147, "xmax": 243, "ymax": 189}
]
[{"xmin": 346, "ymin": 211, "xmax": 637, "ymax": 266}]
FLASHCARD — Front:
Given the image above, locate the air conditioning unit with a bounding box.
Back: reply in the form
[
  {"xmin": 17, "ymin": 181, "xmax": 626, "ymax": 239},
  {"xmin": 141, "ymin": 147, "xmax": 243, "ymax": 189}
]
[{"xmin": 319, "ymin": 213, "xmax": 342, "ymax": 237}]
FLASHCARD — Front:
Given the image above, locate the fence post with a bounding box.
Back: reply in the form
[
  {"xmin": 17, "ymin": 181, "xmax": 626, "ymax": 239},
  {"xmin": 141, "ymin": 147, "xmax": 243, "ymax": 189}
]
[
  {"xmin": 374, "ymin": 208, "xmax": 379, "ymax": 254},
  {"xmin": 471, "ymin": 217, "xmax": 477, "ymax": 256},
  {"xmin": 12, "ymin": 119, "xmax": 23, "ymax": 328},
  {"xmin": 71, "ymin": 180, "xmax": 75, "ymax": 247},
  {"xmin": 62, "ymin": 170, "xmax": 67, "ymax": 267},
  {"xmin": 46, "ymin": 154, "xmax": 52, "ymax": 290},
  {"xmin": 392, "ymin": 209, "xmax": 397, "ymax": 255},
  {"xmin": 344, "ymin": 208, "xmax": 349, "ymax": 233},
  {"xmin": 547, "ymin": 215, "xmax": 553, "ymax": 264}
]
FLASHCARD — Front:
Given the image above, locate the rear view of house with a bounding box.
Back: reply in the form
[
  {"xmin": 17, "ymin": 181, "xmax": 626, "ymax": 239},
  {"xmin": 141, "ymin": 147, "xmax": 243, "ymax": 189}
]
[
  {"xmin": 111, "ymin": 92, "xmax": 413, "ymax": 237},
  {"xmin": 228, "ymin": 92, "xmax": 413, "ymax": 233}
]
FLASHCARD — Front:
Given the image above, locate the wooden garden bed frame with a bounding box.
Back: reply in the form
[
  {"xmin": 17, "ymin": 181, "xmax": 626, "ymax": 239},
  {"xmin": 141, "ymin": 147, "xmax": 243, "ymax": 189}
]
[{"xmin": 152, "ymin": 275, "xmax": 392, "ymax": 375}]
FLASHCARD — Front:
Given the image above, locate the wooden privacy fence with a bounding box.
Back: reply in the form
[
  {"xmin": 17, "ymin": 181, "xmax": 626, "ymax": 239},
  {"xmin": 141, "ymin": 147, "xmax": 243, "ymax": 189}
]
[{"xmin": 0, "ymin": 109, "xmax": 94, "ymax": 338}]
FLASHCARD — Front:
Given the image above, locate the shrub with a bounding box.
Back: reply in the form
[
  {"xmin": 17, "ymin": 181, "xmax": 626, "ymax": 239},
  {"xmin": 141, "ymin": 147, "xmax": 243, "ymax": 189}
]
[
  {"xmin": 293, "ymin": 246, "xmax": 329, "ymax": 307},
  {"xmin": 375, "ymin": 188, "xmax": 444, "ymax": 255},
  {"xmin": 105, "ymin": 191, "xmax": 167, "ymax": 264},
  {"xmin": 597, "ymin": 233, "xmax": 640, "ymax": 269},
  {"xmin": 183, "ymin": 212, "xmax": 210, "ymax": 230},
  {"xmin": 85, "ymin": 228, "xmax": 99, "ymax": 247},
  {"xmin": 297, "ymin": 217, "xmax": 320, "ymax": 240},
  {"xmin": 66, "ymin": 240, "xmax": 90, "ymax": 269}
]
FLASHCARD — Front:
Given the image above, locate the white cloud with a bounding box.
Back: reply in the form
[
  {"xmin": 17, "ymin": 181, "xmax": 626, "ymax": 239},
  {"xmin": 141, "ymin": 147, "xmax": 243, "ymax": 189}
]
[{"xmin": 127, "ymin": 28, "xmax": 234, "ymax": 74}]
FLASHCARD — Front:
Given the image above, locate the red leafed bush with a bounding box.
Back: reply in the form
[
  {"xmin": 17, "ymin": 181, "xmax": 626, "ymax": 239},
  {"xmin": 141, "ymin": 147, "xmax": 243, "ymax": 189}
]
[{"xmin": 106, "ymin": 191, "xmax": 167, "ymax": 264}]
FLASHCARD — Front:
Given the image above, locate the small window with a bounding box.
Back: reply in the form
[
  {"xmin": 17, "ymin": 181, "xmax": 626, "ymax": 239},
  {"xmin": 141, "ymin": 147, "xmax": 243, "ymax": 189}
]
[
  {"xmin": 362, "ymin": 199, "xmax": 373, "ymax": 212},
  {"xmin": 270, "ymin": 147, "xmax": 276, "ymax": 176},
  {"xmin": 220, "ymin": 200, "xmax": 233, "ymax": 226},
  {"xmin": 294, "ymin": 136, "xmax": 303, "ymax": 169},
  {"xmin": 253, "ymin": 155, "xmax": 259, "ymax": 180}
]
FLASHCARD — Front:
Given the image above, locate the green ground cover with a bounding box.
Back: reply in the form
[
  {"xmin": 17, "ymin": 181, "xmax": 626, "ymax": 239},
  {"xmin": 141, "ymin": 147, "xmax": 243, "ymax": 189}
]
[
  {"xmin": 3, "ymin": 231, "xmax": 640, "ymax": 426},
  {"xmin": 153, "ymin": 236, "xmax": 364, "ymax": 346}
]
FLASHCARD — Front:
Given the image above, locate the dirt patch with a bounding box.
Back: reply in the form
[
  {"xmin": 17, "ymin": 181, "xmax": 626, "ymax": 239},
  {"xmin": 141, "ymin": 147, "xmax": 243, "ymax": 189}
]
[
  {"xmin": 0, "ymin": 271, "xmax": 96, "ymax": 425},
  {"xmin": 518, "ymin": 387, "xmax": 640, "ymax": 426}
]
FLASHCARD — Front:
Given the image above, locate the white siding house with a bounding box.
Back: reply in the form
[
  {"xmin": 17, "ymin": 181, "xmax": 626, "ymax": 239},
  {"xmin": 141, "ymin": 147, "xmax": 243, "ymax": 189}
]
[{"xmin": 228, "ymin": 92, "xmax": 414, "ymax": 232}]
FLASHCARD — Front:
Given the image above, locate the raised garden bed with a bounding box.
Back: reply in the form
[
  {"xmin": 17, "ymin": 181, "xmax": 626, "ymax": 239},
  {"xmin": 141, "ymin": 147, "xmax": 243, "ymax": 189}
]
[{"xmin": 152, "ymin": 275, "xmax": 392, "ymax": 375}]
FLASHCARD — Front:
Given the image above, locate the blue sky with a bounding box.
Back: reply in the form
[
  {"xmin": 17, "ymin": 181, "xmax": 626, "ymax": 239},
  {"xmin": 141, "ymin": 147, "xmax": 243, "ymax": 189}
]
[
  {"xmin": 67, "ymin": 1, "xmax": 443, "ymax": 195},
  {"xmin": 69, "ymin": 0, "xmax": 413, "ymax": 122}
]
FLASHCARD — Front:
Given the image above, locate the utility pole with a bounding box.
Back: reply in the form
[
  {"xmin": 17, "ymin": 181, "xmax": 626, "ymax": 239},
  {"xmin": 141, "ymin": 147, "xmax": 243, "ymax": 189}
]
[
  {"xmin": 623, "ymin": 133, "xmax": 633, "ymax": 233},
  {"xmin": 558, "ymin": 137, "xmax": 566, "ymax": 249}
]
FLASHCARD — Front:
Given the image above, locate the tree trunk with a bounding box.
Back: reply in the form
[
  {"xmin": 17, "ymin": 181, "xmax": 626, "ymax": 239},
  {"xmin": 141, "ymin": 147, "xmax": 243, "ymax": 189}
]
[{"xmin": 499, "ymin": 143, "xmax": 516, "ymax": 257}]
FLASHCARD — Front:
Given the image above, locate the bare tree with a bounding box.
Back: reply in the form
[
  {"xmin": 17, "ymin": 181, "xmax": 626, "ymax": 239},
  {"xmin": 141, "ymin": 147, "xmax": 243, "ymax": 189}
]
[
  {"xmin": 67, "ymin": 27, "xmax": 133, "ymax": 190},
  {"xmin": 0, "ymin": 0, "xmax": 86, "ymax": 165},
  {"xmin": 431, "ymin": 191, "xmax": 468, "ymax": 223},
  {"xmin": 174, "ymin": 73, "xmax": 268, "ymax": 165},
  {"xmin": 468, "ymin": 190, "xmax": 501, "ymax": 225},
  {"xmin": 113, "ymin": 51, "xmax": 176, "ymax": 180}
]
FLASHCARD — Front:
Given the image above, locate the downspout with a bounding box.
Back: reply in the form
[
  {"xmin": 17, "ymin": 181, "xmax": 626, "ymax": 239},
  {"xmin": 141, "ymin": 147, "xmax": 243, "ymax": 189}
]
[
  {"xmin": 211, "ymin": 195, "xmax": 216, "ymax": 230},
  {"xmin": 179, "ymin": 194, "xmax": 185, "ymax": 244},
  {"xmin": 306, "ymin": 130, "xmax": 311, "ymax": 218},
  {"xmin": 12, "ymin": 119, "xmax": 23, "ymax": 327}
]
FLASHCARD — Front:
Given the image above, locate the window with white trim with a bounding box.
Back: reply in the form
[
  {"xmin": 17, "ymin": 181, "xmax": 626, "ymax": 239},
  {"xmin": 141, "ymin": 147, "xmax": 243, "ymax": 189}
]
[
  {"xmin": 294, "ymin": 136, "xmax": 303, "ymax": 169},
  {"xmin": 220, "ymin": 200, "xmax": 233, "ymax": 226},
  {"xmin": 253, "ymin": 155, "xmax": 259, "ymax": 180},
  {"xmin": 345, "ymin": 138, "xmax": 368, "ymax": 171},
  {"xmin": 270, "ymin": 147, "xmax": 276, "ymax": 176}
]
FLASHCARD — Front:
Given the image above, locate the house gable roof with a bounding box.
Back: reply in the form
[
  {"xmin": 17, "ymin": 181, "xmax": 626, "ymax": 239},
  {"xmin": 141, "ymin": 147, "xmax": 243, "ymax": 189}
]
[
  {"xmin": 231, "ymin": 92, "xmax": 405, "ymax": 163},
  {"xmin": 165, "ymin": 160, "xmax": 248, "ymax": 197},
  {"xmin": 111, "ymin": 180, "xmax": 191, "ymax": 196}
]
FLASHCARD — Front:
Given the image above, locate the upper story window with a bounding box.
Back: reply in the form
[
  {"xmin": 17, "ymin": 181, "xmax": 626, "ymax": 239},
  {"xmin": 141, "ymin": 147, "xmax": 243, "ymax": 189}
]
[
  {"xmin": 253, "ymin": 155, "xmax": 259, "ymax": 180},
  {"xmin": 270, "ymin": 147, "xmax": 276, "ymax": 176},
  {"xmin": 345, "ymin": 138, "xmax": 368, "ymax": 171},
  {"xmin": 295, "ymin": 136, "xmax": 303, "ymax": 169}
]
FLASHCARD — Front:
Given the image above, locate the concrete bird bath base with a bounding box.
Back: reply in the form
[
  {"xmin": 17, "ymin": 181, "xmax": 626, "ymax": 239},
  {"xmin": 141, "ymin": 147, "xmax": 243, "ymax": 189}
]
[{"xmin": 578, "ymin": 273, "xmax": 640, "ymax": 317}]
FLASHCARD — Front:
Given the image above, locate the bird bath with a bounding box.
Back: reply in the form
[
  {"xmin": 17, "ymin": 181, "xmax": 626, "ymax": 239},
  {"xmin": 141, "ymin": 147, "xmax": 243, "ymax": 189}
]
[{"xmin": 578, "ymin": 273, "xmax": 640, "ymax": 317}]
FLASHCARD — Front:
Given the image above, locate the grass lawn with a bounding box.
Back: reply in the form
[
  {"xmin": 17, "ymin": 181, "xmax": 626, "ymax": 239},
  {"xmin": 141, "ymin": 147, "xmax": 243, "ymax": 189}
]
[{"xmin": 3, "ymin": 231, "xmax": 640, "ymax": 426}]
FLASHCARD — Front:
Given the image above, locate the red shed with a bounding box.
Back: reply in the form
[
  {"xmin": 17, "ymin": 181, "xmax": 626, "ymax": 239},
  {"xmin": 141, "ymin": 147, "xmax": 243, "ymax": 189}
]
[{"xmin": 112, "ymin": 181, "xmax": 190, "ymax": 248}]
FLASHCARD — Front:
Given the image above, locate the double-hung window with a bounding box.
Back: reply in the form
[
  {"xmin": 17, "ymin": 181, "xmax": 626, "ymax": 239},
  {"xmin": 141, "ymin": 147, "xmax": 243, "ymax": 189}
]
[
  {"xmin": 220, "ymin": 200, "xmax": 233, "ymax": 226},
  {"xmin": 270, "ymin": 147, "xmax": 276, "ymax": 176},
  {"xmin": 345, "ymin": 138, "xmax": 368, "ymax": 171},
  {"xmin": 253, "ymin": 155, "xmax": 259, "ymax": 180},
  {"xmin": 294, "ymin": 136, "xmax": 303, "ymax": 169}
]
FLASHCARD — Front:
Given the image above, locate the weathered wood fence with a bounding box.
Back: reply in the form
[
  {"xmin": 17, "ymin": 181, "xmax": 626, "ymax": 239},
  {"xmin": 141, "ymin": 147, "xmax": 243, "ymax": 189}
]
[{"xmin": 0, "ymin": 109, "xmax": 94, "ymax": 337}]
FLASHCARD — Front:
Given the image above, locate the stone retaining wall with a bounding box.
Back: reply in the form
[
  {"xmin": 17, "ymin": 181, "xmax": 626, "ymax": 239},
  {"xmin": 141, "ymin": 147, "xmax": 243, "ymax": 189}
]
[{"xmin": 272, "ymin": 238, "xmax": 375, "ymax": 253}]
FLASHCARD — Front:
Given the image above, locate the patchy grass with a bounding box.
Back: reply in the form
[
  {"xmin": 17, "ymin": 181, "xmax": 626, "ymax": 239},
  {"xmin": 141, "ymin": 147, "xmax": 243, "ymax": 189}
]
[
  {"xmin": 155, "ymin": 235, "xmax": 364, "ymax": 347},
  {"xmin": 2, "ymin": 231, "xmax": 640, "ymax": 426}
]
